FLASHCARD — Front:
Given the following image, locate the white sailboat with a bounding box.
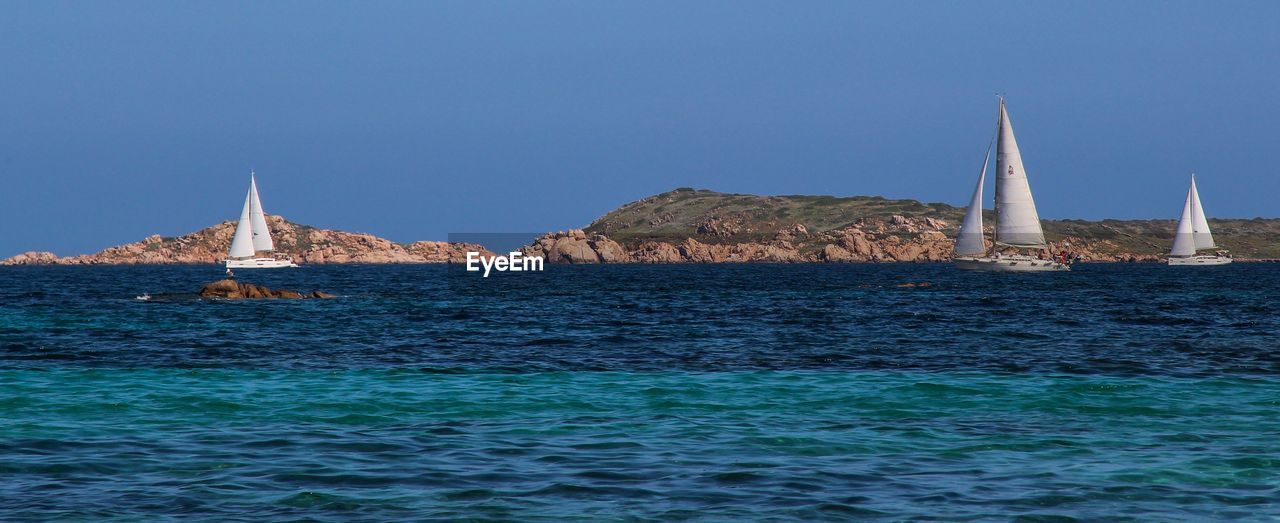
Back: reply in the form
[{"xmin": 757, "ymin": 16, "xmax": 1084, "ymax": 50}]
[
  {"xmin": 225, "ymin": 172, "xmax": 298, "ymax": 269},
  {"xmin": 953, "ymin": 98, "xmax": 1070, "ymax": 272},
  {"xmin": 1168, "ymin": 174, "xmax": 1231, "ymax": 266}
]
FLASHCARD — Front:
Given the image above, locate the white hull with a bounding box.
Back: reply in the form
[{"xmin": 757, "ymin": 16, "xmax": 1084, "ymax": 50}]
[
  {"xmin": 225, "ymin": 257, "xmax": 298, "ymax": 269},
  {"xmin": 953, "ymin": 255, "xmax": 1070, "ymax": 272},
  {"xmin": 1167, "ymin": 255, "xmax": 1232, "ymax": 266}
]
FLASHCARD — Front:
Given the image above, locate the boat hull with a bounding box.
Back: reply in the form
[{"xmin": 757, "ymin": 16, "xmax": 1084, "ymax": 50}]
[
  {"xmin": 225, "ymin": 258, "xmax": 298, "ymax": 269},
  {"xmin": 1167, "ymin": 255, "xmax": 1232, "ymax": 266},
  {"xmin": 953, "ymin": 255, "xmax": 1070, "ymax": 272}
]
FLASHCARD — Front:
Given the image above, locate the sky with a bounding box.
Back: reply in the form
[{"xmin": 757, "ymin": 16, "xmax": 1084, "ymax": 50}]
[{"xmin": 2, "ymin": 1, "xmax": 1278, "ymax": 256}]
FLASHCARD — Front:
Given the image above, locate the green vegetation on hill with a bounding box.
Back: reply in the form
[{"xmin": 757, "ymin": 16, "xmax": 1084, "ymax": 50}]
[
  {"xmin": 585, "ymin": 188, "xmax": 1280, "ymax": 258},
  {"xmin": 587, "ymin": 188, "xmax": 964, "ymax": 243},
  {"xmin": 1045, "ymin": 218, "xmax": 1280, "ymax": 258}
]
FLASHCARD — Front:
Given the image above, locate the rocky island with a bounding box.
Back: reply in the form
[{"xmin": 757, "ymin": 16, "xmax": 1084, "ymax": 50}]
[
  {"xmin": 3, "ymin": 216, "xmax": 492, "ymax": 266},
  {"xmin": 8, "ymin": 189, "xmax": 1280, "ymax": 265},
  {"xmin": 518, "ymin": 189, "xmax": 1280, "ymax": 263}
]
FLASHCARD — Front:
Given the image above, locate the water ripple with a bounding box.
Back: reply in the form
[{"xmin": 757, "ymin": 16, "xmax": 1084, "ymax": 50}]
[{"xmin": 2, "ymin": 265, "xmax": 1280, "ymax": 519}]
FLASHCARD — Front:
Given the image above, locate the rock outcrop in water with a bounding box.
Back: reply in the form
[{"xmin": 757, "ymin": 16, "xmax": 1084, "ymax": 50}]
[
  {"xmin": 2, "ymin": 216, "xmax": 493, "ymax": 265},
  {"xmin": 199, "ymin": 279, "xmax": 335, "ymax": 300}
]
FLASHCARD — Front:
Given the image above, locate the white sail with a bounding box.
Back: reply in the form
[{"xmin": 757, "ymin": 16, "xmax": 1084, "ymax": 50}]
[
  {"xmin": 248, "ymin": 172, "xmax": 275, "ymax": 253},
  {"xmin": 955, "ymin": 138, "xmax": 993, "ymax": 256},
  {"xmin": 993, "ymin": 99, "xmax": 1047, "ymax": 248},
  {"xmin": 1188, "ymin": 175, "xmax": 1215, "ymax": 250},
  {"xmin": 1169, "ymin": 184, "xmax": 1196, "ymax": 257},
  {"xmin": 228, "ymin": 190, "xmax": 256, "ymax": 259}
]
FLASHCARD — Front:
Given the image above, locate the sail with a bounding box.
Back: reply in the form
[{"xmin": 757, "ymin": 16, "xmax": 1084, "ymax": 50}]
[
  {"xmin": 248, "ymin": 173, "xmax": 275, "ymax": 253},
  {"xmin": 228, "ymin": 190, "xmax": 256, "ymax": 259},
  {"xmin": 993, "ymin": 99, "xmax": 1047, "ymax": 248},
  {"xmin": 1188, "ymin": 175, "xmax": 1215, "ymax": 250},
  {"xmin": 955, "ymin": 138, "xmax": 993, "ymax": 256},
  {"xmin": 1169, "ymin": 184, "xmax": 1196, "ymax": 257}
]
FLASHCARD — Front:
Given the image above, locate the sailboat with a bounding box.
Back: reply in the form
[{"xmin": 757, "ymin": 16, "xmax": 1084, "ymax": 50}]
[
  {"xmin": 1168, "ymin": 174, "xmax": 1231, "ymax": 266},
  {"xmin": 225, "ymin": 171, "xmax": 298, "ymax": 269},
  {"xmin": 953, "ymin": 98, "xmax": 1070, "ymax": 272}
]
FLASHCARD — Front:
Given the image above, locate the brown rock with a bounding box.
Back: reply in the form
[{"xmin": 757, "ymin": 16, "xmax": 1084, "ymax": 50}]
[
  {"xmin": 895, "ymin": 281, "xmax": 933, "ymax": 288},
  {"xmin": 679, "ymin": 238, "xmax": 718, "ymax": 263},
  {"xmin": 631, "ymin": 241, "xmax": 683, "ymax": 263},
  {"xmin": 923, "ymin": 217, "xmax": 948, "ymax": 230},
  {"xmin": 522, "ymin": 230, "xmax": 625, "ymax": 264},
  {"xmin": 406, "ymin": 241, "xmax": 492, "ymax": 263},
  {"xmin": 199, "ymin": 279, "xmax": 245, "ymax": 299},
  {"xmin": 199, "ymin": 279, "xmax": 331, "ymax": 300},
  {"xmin": 820, "ymin": 244, "xmax": 855, "ymax": 262},
  {"xmin": 591, "ymin": 235, "xmax": 629, "ymax": 263},
  {"xmin": 757, "ymin": 244, "xmax": 806, "ymax": 262},
  {"xmin": 1, "ymin": 251, "xmax": 61, "ymax": 266},
  {"xmin": 551, "ymin": 236, "xmax": 601, "ymax": 263}
]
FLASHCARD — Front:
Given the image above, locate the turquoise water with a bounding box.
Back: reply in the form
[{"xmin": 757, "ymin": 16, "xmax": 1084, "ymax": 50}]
[{"xmin": 2, "ymin": 264, "xmax": 1279, "ymax": 519}]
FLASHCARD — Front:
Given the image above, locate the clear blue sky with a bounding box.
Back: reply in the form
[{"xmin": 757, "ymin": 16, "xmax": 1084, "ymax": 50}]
[{"xmin": 2, "ymin": 1, "xmax": 1278, "ymax": 256}]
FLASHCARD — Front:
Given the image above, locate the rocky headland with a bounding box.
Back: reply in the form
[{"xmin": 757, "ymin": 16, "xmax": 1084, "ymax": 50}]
[
  {"xmin": 518, "ymin": 188, "xmax": 1280, "ymax": 263},
  {"xmin": 3, "ymin": 216, "xmax": 492, "ymax": 266}
]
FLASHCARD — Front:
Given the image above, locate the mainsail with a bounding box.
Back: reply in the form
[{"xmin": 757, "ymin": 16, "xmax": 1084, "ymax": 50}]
[
  {"xmin": 993, "ymin": 99, "xmax": 1047, "ymax": 248},
  {"xmin": 955, "ymin": 137, "xmax": 994, "ymax": 256},
  {"xmin": 1169, "ymin": 183, "xmax": 1197, "ymax": 257},
  {"xmin": 228, "ymin": 190, "xmax": 256, "ymax": 259},
  {"xmin": 248, "ymin": 173, "xmax": 275, "ymax": 253},
  {"xmin": 1188, "ymin": 175, "xmax": 1215, "ymax": 250}
]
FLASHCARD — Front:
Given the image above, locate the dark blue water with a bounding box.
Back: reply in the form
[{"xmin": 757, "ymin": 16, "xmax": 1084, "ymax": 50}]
[{"xmin": 2, "ymin": 264, "xmax": 1278, "ymax": 520}]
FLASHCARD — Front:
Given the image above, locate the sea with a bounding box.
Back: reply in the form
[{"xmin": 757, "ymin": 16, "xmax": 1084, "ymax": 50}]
[{"xmin": 1, "ymin": 263, "xmax": 1277, "ymax": 521}]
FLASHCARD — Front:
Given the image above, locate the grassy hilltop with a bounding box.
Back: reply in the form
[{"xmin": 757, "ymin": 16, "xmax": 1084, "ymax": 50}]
[{"xmin": 584, "ymin": 188, "xmax": 1280, "ymax": 259}]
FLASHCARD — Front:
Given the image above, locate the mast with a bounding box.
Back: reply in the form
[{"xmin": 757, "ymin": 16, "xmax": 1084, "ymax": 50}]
[
  {"xmin": 991, "ymin": 100, "xmax": 1001, "ymax": 247},
  {"xmin": 248, "ymin": 171, "xmax": 275, "ymax": 253},
  {"xmin": 992, "ymin": 97, "xmax": 1048, "ymax": 249}
]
